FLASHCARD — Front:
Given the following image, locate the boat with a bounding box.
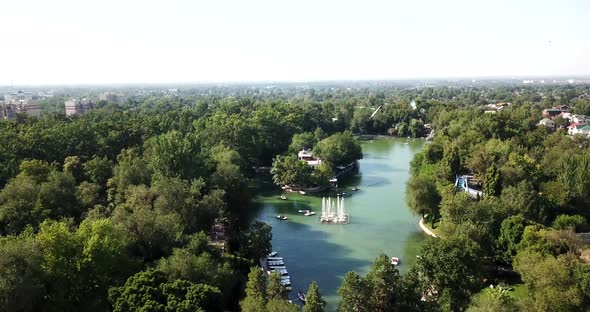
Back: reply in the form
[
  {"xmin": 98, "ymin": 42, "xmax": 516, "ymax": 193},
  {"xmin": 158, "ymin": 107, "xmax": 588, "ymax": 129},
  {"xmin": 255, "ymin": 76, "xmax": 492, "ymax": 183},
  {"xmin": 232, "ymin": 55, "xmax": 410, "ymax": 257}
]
[
  {"xmin": 298, "ymin": 209, "xmax": 307, "ymax": 213},
  {"xmin": 299, "ymin": 190, "xmax": 306, "ymax": 195},
  {"xmin": 304, "ymin": 211, "xmax": 315, "ymax": 216},
  {"xmin": 280, "ymin": 195, "xmax": 287, "ymax": 200},
  {"xmin": 267, "ymin": 257, "xmax": 284, "ymax": 261},
  {"xmin": 298, "ymin": 290, "xmax": 306, "ymax": 302},
  {"xmin": 352, "ymin": 187, "xmax": 359, "ymax": 191},
  {"xmin": 277, "ymin": 215, "xmax": 288, "ymax": 220},
  {"xmin": 391, "ymin": 257, "xmax": 400, "ymax": 266},
  {"xmin": 268, "ymin": 251, "xmax": 279, "ymax": 257},
  {"xmin": 268, "ymin": 260, "xmax": 285, "ymax": 266}
]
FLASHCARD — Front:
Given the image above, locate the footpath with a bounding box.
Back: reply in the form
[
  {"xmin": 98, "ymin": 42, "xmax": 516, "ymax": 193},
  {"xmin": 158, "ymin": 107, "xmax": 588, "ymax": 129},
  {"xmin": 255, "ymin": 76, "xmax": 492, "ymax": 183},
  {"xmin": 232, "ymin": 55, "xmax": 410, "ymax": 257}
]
[{"xmin": 419, "ymin": 217, "xmax": 437, "ymax": 238}]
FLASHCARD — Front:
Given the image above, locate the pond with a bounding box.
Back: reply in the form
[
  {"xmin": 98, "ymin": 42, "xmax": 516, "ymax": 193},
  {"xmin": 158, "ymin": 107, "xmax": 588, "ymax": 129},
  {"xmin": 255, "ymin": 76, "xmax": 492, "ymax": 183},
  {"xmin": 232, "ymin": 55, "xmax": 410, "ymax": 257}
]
[{"xmin": 252, "ymin": 137, "xmax": 426, "ymax": 310}]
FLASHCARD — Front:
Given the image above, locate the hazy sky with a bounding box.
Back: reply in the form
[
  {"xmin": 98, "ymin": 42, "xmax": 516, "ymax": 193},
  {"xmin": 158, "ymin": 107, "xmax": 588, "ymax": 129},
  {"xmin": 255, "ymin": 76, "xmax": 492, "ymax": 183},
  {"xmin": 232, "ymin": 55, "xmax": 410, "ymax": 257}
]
[{"xmin": 1, "ymin": 0, "xmax": 589, "ymax": 85}]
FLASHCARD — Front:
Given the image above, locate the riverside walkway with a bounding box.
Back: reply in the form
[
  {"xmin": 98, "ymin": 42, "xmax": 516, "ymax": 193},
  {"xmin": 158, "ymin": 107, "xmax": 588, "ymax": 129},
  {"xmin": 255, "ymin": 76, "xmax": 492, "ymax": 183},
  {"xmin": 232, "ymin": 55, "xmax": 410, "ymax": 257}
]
[{"xmin": 419, "ymin": 217, "xmax": 437, "ymax": 238}]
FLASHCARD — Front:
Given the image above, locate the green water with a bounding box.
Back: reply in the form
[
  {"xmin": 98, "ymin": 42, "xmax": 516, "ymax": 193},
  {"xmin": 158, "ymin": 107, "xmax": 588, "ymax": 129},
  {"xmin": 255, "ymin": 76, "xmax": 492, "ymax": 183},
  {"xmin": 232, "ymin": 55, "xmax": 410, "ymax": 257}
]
[{"xmin": 253, "ymin": 138, "xmax": 426, "ymax": 310}]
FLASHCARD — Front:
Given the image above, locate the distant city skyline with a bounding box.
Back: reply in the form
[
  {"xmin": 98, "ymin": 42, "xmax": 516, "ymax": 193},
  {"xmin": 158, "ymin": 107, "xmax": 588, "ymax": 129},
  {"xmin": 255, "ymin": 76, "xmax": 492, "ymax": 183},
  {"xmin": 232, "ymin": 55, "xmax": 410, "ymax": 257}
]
[{"xmin": 1, "ymin": 0, "xmax": 589, "ymax": 85}]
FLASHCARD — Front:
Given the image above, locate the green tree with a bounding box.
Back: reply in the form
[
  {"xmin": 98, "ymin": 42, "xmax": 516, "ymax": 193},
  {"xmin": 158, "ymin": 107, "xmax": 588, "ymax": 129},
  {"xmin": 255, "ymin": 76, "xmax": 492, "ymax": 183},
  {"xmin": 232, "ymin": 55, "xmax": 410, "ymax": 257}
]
[
  {"xmin": 239, "ymin": 221, "xmax": 272, "ymax": 260},
  {"xmin": 313, "ymin": 131, "xmax": 363, "ymax": 167},
  {"xmin": 107, "ymin": 148, "xmax": 151, "ymax": 203},
  {"xmin": 415, "ymin": 236, "xmax": 485, "ymax": 312},
  {"xmin": 338, "ymin": 271, "xmax": 370, "ymax": 312},
  {"xmin": 83, "ymin": 156, "xmax": 113, "ymax": 187},
  {"xmin": 18, "ymin": 159, "xmax": 52, "ymax": 184},
  {"xmin": 143, "ymin": 130, "xmax": 201, "ymax": 179},
  {"xmin": 303, "ymin": 281, "xmax": 326, "ymax": 312},
  {"xmin": 0, "ymin": 175, "xmax": 43, "ymax": 234},
  {"xmin": 552, "ymin": 214, "xmax": 587, "ymax": 232},
  {"xmin": 240, "ymin": 267, "xmax": 268, "ymax": 312},
  {"xmin": 406, "ymin": 175, "xmax": 441, "ymax": 226},
  {"xmin": 266, "ymin": 299, "xmax": 300, "ymax": 312},
  {"xmin": 108, "ymin": 269, "xmax": 222, "ymax": 312},
  {"xmin": 271, "ymin": 155, "xmax": 313, "ymax": 187},
  {"xmin": 267, "ymin": 271, "xmax": 287, "ymax": 300},
  {"xmin": 365, "ymin": 254, "xmax": 401, "ymax": 311},
  {"xmin": 496, "ymin": 215, "xmax": 530, "ymax": 264},
  {"xmin": 483, "ymin": 163, "xmax": 501, "ymax": 197},
  {"xmin": 466, "ymin": 285, "xmax": 518, "ymax": 312}
]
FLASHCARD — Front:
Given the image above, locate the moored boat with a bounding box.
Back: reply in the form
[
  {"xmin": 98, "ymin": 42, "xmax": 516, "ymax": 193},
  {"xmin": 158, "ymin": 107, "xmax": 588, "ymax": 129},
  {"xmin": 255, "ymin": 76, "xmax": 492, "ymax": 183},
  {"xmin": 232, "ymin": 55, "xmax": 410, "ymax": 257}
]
[
  {"xmin": 280, "ymin": 195, "xmax": 287, "ymax": 200},
  {"xmin": 391, "ymin": 257, "xmax": 400, "ymax": 266},
  {"xmin": 299, "ymin": 190, "xmax": 306, "ymax": 195},
  {"xmin": 352, "ymin": 187, "xmax": 359, "ymax": 191},
  {"xmin": 304, "ymin": 211, "xmax": 315, "ymax": 216},
  {"xmin": 268, "ymin": 251, "xmax": 279, "ymax": 257},
  {"xmin": 277, "ymin": 215, "xmax": 288, "ymax": 220},
  {"xmin": 298, "ymin": 290, "xmax": 306, "ymax": 302}
]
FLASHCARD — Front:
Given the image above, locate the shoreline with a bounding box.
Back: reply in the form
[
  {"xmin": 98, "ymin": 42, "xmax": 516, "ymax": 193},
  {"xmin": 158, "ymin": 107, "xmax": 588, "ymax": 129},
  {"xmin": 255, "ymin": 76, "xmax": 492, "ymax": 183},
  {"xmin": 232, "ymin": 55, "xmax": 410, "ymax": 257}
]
[{"xmin": 419, "ymin": 217, "xmax": 437, "ymax": 238}]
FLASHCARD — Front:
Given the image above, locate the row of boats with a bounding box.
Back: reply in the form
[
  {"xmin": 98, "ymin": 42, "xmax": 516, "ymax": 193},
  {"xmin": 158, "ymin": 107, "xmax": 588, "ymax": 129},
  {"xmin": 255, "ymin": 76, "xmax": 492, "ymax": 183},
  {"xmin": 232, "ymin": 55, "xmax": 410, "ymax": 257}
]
[
  {"xmin": 265, "ymin": 252, "xmax": 293, "ymax": 292},
  {"xmin": 265, "ymin": 251, "xmax": 307, "ymax": 303}
]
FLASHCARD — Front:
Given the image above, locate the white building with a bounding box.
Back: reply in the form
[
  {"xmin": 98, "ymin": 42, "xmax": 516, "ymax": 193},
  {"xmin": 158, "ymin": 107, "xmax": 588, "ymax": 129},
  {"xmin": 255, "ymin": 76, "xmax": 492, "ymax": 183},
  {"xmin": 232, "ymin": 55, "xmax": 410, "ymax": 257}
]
[
  {"xmin": 298, "ymin": 149, "xmax": 322, "ymax": 167},
  {"xmin": 568, "ymin": 124, "xmax": 590, "ymax": 137}
]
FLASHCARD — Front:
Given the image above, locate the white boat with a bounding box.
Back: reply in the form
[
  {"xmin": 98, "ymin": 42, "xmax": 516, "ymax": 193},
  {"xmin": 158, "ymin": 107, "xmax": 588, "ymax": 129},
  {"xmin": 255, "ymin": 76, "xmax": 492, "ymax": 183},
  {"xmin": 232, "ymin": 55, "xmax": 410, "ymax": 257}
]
[
  {"xmin": 352, "ymin": 187, "xmax": 359, "ymax": 191},
  {"xmin": 280, "ymin": 195, "xmax": 287, "ymax": 200},
  {"xmin": 299, "ymin": 190, "xmax": 306, "ymax": 195},
  {"xmin": 268, "ymin": 261, "xmax": 285, "ymax": 266},
  {"xmin": 267, "ymin": 257, "xmax": 283, "ymax": 261},
  {"xmin": 298, "ymin": 291, "xmax": 306, "ymax": 302},
  {"xmin": 304, "ymin": 211, "xmax": 316, "ymax": 216},
  {"xmin": 391, "ymin": 257, "xmax": 400, "ymax": 266},
  {"xmin": 298, "ymin": 209, "xmax": 308, "ymax": 213},
  {"xmin": 277, "ymin": 215, "xmax": 288, "ymax": 220},
  {"xmin": 268, "ymin": 251, "xmax": 279, "ymax": 257}
]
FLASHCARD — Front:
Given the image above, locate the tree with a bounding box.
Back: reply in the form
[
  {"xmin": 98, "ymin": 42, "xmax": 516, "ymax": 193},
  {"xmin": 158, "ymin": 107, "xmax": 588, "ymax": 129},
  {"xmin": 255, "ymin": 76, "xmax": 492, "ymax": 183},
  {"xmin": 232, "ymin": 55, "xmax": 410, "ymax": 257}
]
[
  {"xmin": 108, "ymin": 269, "xmax": 222, "ymax": 312},
  {"xmin": 111, "ymin": 185, "xmax": 184, "ymax": 261},
  {"xmin": 240, "ymin": 267, "xmax": 268, "ymax": 312},
  {"xmin": 338, "ymin": 271, "xmax": 370, "ymax": 312},
  {"xmin": 0, "ymin": 230, "xmax": 45, "ymax": 311},
  {"xmin": 496, "ymin": 215, "xmax": 530, "ymax": 264},
  {"xmin": 107, "ymin": 148, "xmax": 151, "ymax": 203},
  {"xmin": 406, "ymin": 175, "xmax": 441, "ymax": 226},
  {"xmin": 267, "ymin": 271, "xmax": 287, "ymax": 300},
  {"xmin": 365, "ymin": 254, "xmax": 401, "ymax": 311},
  {"xmin": 288, "ymin": 131, "xmax": 318, "ymax": 154},
  {"xmin": 513, "ymin": 251, "xmax": 583, "ymax": 312},
  {"xmin": 271, "ymin": 155, "xmax": 313, "ymax": 187},
  {"xmin": 313, "ymin": 131, "xmax": 363, "ymax": 167},
  {"xmin": 483, "ymin": 163, "xmax": 501, "ymax": 197},
  {"xmin": 83, "ymin": 156, "xmax": 113, "ymax": 187},
  {"xmin": 0, "ymin": 175, "xmax": 42, "ymax": 235},
  {"xmin": 414, "ymin": 236, "xmax": 485, "ymax": 312},
  {"xmin": 36, "ymin": 170, "xmax": 80, "ymax": 220},
  {"xmin": 18, "ymin": 159, "xmax": 52, "ymax": 184},
  {"xmin": 466, "ymin": 285, "xmax": 518, "ymax": 312},
  {"xmin": 239, "ymin": 221, "xmax": 272, "ymax": 260},
  {"xmin": 552, "ymin": 214, "xmax": 587, "ymax": 232},
  {"xmin": 143, "ymin": 130, "xmax": 201, "ymax": 180},
  {"xmin": 303, "ymin": 281, "xmax": 326, "ymax": 312},
  {"xmin": 63, "ymin": 156, "xmax": 84, "ymax": 182}
]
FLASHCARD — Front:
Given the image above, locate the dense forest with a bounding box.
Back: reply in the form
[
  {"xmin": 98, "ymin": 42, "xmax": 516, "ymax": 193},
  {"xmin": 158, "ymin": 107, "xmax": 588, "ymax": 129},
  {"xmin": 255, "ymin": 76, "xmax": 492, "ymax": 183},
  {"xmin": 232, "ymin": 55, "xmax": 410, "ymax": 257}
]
[{"xmin": 0, "ymin": 82, "xmax": 589, "ymax": 311}]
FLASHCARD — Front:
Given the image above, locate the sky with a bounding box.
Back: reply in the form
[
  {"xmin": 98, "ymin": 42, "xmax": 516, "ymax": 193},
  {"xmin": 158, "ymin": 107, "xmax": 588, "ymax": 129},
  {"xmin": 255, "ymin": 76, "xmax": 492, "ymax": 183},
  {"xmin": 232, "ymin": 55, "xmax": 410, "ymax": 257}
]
[{"xmin": 1, "ymin": 0, "xmax": 589, "ymax": 85}]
